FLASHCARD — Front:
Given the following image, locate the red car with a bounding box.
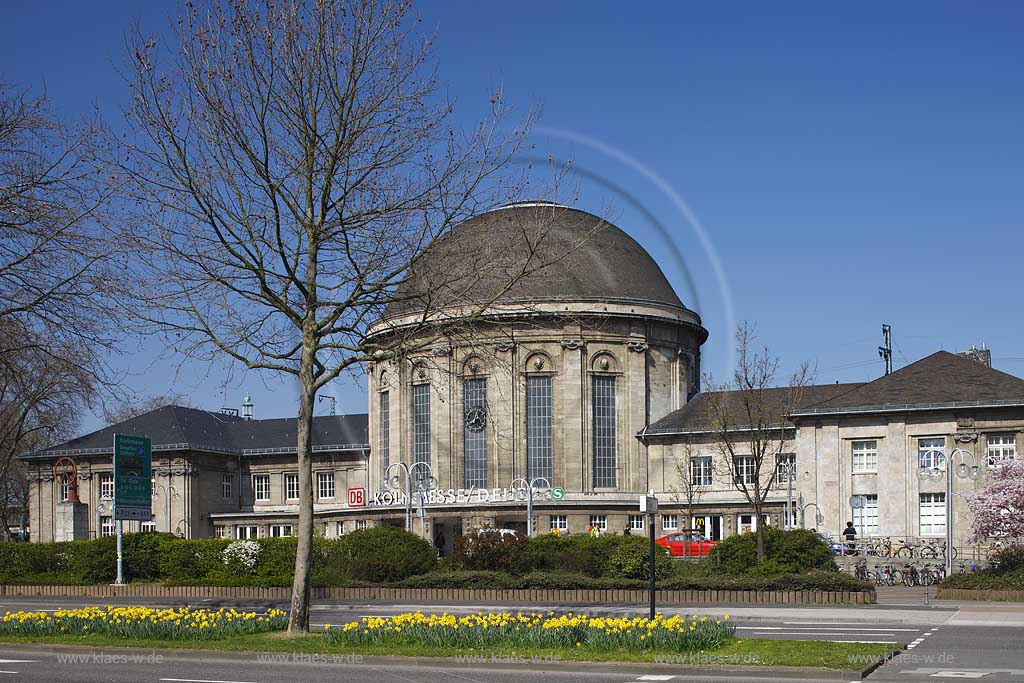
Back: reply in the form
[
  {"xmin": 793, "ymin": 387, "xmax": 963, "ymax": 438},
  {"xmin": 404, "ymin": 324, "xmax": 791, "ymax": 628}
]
[{"xmin": 656, "ymin": 533, "xmax": 718, "ymax": 557}]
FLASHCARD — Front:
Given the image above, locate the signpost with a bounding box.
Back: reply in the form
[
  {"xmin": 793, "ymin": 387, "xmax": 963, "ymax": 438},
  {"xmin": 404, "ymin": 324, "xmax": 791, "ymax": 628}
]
[
  {"xmin": 640, "ymin": 493, "xmax": 659, "ymax": 620},
  {"xmin": 848, "ymin": 494, "xmax": 866, "ymax": 555},
  {"xmin": 113, "ymin": 434, "xmax": 152, "ymax": 584}
]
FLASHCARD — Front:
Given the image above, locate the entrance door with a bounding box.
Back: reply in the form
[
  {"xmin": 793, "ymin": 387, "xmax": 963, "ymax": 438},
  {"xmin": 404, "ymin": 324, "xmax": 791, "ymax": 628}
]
[
  {"xmin": 736, "ymin": 514, "xmax": 771, "ymax": 535},
  {"xmin": 691, "ymin": 515, "xmax": 722, "ymax": 541}
]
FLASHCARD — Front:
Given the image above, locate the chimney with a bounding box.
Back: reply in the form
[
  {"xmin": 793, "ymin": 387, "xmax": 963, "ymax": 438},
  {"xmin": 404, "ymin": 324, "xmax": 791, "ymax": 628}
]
[
  {"xmin": 958, "ymin": 345, "xmax": 992, "ymax": 368},
  {"xmin": 242, "ymin": 393, "xmax": 254, "ymax": 420}
]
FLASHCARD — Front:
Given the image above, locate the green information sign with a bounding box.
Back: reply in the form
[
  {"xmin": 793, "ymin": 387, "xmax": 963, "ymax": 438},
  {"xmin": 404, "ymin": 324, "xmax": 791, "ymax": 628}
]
[
  {"xmin": 113, "ymin": 434, "xmax": 152, "ymax": 520},
  {"xmin": 551, "ymin": 487, "xmax": 565, "ymax": 501}
]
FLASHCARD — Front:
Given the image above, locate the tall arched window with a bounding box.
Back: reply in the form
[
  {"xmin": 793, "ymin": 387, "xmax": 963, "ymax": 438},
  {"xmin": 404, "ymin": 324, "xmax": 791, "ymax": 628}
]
[
  {"xmin": 592, "ymin": 374, "xmax": 617, "ymax": 487},
  {"xmin": 525, "ymin": 374, "xmax": 552, "ymax": 481},
  {"xmin": 412, "ymin": 383, "xmax": 430, "ymax": 471},
  {"xmin": 463, "ymin": 378, "xmax": 487, "ymax": 487}
]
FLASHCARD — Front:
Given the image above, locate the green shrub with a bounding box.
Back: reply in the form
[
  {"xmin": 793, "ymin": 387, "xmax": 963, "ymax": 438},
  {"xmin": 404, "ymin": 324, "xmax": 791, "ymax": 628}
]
[
  {"xmin": 990, "ymin": 544, "xmax": 1024, "ymax": 573},
  {"xmin": 159, "ymin": 539, "xmax": 232, "ymax": 583},
  {"xmin": 942, "ymin": 567, "xmax": 1024, "ymax": 591},
  {"xmin": 339, "ymin": 526, "xmax": 436, "ymax": 582},
  {"xmin": 522, "ymin": 534, "xmax": 638, "ymax": 577},
  {"xmin": 606, "ymin": 537, "xmax": 674, "ymax": 580},
  {"xmin": 707, "ymin": 528, "xmax": 837, "ymax": 575},
  {"xmin": 65, "ymin": 536, "xmax": 117, "ymax": 583},
  {"xmin": 123, "ymin": 533, "xmax": 179, "ymax": 580},
  {"xmin": 452, "ymin": 531, "xmax": 529, "ymax": 573}
]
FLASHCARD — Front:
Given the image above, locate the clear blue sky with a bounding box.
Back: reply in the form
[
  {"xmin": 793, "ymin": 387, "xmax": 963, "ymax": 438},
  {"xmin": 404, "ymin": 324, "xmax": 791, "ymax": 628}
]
[{"xmin": 4, "ymin": 2, "xmax": 1023, "ymax": 432}]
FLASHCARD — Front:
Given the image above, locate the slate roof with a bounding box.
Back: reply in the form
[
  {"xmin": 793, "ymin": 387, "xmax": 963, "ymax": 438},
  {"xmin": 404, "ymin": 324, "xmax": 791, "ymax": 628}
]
[
  {"xmin": 791, "ymin": 351, "xmax": 1024, "ymax": 415},
  {"xmin": 646, "ymin": 383, "xmax": 862, "ymax": 435},
  {"xmin": 646, "ymin": 351, "xmax": 1024, "ymax": 435},
  {"xmin": 383, "ymin": 203, "xmax": 694, "ymax": 319},
  {"xmin": 25, "ymin": 405, "xmax": 369, "ymax": 459}
]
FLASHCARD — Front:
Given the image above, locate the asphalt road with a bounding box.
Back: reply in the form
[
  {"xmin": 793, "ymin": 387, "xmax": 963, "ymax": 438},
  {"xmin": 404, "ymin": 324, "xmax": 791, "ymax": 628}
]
[{"xmin": 1, "ymin": 596, "xmax": 1021, "ymax": 682}]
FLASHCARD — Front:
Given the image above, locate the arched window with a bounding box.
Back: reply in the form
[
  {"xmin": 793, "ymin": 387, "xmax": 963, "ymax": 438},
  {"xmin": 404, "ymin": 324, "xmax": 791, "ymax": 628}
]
[
  {"xmin": 592, "ymin": 374, "xmax": 617, "ymax": 487},
  {"xmin": 463, "ymin": 377, "xmax": 487, "ymax": 487}
]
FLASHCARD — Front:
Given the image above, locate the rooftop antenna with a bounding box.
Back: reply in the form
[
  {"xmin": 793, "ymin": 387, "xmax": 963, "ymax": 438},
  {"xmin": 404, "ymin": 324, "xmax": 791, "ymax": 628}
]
[
  {"xmin": 318, "ymin": 395, "xmax": 337, "ymax": 415},
  {"xmin": 878, "ymin": 324, "xmax": 893, "ymax": 375}
]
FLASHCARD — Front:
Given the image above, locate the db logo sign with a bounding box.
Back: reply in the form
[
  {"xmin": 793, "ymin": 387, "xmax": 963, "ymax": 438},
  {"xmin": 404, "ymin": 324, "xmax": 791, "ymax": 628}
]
[{"xmin": 348, "ymin": 487, "xmax": 366, "ymax": 508}]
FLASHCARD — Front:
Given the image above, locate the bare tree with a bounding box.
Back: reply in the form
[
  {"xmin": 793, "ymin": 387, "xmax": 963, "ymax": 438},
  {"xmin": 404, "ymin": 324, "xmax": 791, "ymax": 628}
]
[
  {"xmin": 0, "ymin": 84, "xmax": 122, "ymax": 381},
  {"xmin": 0, "ymin": 330, "xmax": 93, "ymax": 540},
  {"xmin": 670, "ymin": 440, "xmax": 713, "ymax": 553},
  {"xmin": 703, "ymin": 322, "xmax": 810, "ymax": 561},
  {"xmin": 119, "ymin": 0, "xmax": 578, "ymax": 633},
  {"xmin": 102, "ymin": 393, "xmax": 194, "ymax": 425}
]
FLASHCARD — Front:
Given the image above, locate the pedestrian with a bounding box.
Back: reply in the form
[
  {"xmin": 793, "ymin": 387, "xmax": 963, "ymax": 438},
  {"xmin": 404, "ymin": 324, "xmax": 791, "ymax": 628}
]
[{"xmin": 843, "ymin": 521, "xmax": 857, "ymax": 554}]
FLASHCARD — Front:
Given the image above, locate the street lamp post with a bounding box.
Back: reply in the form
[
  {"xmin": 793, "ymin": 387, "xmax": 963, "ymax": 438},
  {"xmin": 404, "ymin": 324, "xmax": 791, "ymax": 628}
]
[
  {"xmin": 918, "ymin": 447, "xmax": 979, "ymax": 576},
  {"xmin": 152, "ymin": 483, "xmax": 179, "ymax": 534},
  {"xmin": 797, "ymin": 493, "xmax": 824, "ymax": 529},
  {"xmin": 510, "ymin": 477, "xmax": 552, "ymax": 537},
  {"xmin": 384, "ymin": 462, "xmax": 436, "ymax": 534}
]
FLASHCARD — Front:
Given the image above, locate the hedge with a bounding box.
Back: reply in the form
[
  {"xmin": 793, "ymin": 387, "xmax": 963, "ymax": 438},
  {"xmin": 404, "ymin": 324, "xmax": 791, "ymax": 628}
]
[
  {"xmin": 706, "ymin": 528, "xmax": 837, "ymax": 575},
  {"xmin": 0, "ymin": 527, "xmax": 434, "ymax": 587},
  {"xmin": 452, "ymin": 533, "xmax": 673, "ymax": 580},
  {"xmin": 397, "ymin": 569, "xmax": 872, "ymax": 592}
]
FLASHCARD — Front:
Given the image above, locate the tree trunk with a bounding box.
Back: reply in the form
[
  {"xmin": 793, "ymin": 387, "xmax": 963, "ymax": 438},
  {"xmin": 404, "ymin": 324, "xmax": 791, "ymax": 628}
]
[
  {"xmin": 287, "ymin": 333, "xmax": 317, "ymax": 634},
  {"xmin": 753, "ymin": 501, "xmax": 766, "ymax": 562}
]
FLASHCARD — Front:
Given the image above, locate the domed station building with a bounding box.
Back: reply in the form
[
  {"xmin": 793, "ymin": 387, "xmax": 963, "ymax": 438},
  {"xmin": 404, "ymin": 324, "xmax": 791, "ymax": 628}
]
[{"xmin": 362, "ymin": 201, "xmax": 707, "ymax": 546}]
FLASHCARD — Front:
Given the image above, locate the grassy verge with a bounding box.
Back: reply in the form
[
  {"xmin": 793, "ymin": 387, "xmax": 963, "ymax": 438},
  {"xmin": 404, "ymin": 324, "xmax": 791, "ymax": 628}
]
[{"xmin": 0, "ymin": 632, "xmax": 895, "ymax": 669}]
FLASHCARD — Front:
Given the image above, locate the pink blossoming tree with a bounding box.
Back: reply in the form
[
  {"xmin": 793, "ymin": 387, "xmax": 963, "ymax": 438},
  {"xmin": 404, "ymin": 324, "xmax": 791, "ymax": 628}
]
[{"xmin": 967, "ymin": 461, "xmax": 1024, "ymax": 540}]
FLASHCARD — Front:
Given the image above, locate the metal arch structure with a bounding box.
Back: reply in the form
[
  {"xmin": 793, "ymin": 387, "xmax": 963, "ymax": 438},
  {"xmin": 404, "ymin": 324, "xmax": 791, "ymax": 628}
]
[{"xmin": 52, "ymin": 457, "xmax": 80, "ymax": 503}]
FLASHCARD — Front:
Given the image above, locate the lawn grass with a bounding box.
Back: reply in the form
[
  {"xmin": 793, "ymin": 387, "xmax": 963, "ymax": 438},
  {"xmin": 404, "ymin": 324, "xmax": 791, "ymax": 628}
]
[{"xmin": 0, "ymin": 631, "xmax": 896, "ymax": 669}]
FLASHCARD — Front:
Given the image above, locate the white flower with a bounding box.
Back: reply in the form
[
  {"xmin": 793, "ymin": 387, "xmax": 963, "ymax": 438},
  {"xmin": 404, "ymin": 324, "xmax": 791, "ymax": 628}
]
[{"xmin": 222, "ymin": 540, "xmax": 261, "ymax": 570}]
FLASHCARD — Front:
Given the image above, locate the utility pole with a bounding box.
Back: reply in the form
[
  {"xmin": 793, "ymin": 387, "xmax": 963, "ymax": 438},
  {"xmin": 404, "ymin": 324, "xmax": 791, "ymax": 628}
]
[
  {"xmin": 318, "ymin": 395, "xmax": 337, "ymax": 415},
  {"xmin": 878, "ymin": 324, "xmax": 893, "ymax": 375}
]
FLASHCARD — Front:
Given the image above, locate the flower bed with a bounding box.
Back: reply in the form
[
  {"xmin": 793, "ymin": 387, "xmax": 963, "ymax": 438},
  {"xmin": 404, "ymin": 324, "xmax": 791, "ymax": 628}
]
[
  {"xmin": 0, "ymin": 605, "xmax": 287, "ymax": 640},
  {"xmin": 324, "ymin": 611, "xmax": 735, "ymax": 652}
]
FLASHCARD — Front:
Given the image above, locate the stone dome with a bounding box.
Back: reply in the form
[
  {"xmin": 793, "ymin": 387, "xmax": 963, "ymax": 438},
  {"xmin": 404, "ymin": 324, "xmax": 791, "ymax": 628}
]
[{"xmin": 383, "ymin": 202, "xmax": 690, "ymax": 319}]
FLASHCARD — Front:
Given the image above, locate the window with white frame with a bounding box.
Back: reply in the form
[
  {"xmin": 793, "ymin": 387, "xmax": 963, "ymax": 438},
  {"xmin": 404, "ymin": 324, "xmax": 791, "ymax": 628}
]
[
  {"xmin": 628, "ymin": 514, "xmax": 645, "ymax": 531},
  {"xmin": 336, "ymin": 521, "xmax": 345, "ymax": 536},
  {"xmin": 59, "ymin": 479, "xmax": 70, "ymax": 502},
  {"xmin": 852, "ymin": 494, "xmax": 879, "ymax": 536},
  {"xmin": 919, "ymin": 493, "xmax": 946, "ymax": 535},
  {"xmin": 662, "ymin": 514, "xmax": 678, "ymax": 531},
  {"xmin": 222, "ymin": 474, "xmax": 233, "ymax": 499},
  {"xmin": 355, "ymin": 520, "xmax": 366, "ymax": 530},
  {"xmin": 140, "ymin": 521, "xmax": 156, "ymax": 533},
  {"xmin": 918, "ymin": 438, "xmax": 946, "ymax": 470},
  {"xmin": 236, "ymin": 525, "xmax": 260, "ymax": 539},
  {"xmin": 690, "ymin": 456, "xmax": 713, "ymax": 486},
  {"xmin": 734, "ymin": 456, "xmax": 756, "ymax": 485},
  {"xmin": 987, "ymin": 434, "xmax": 1017, "ymax": 466},
  {"xmin": 269, "ymin": 524, "xmax": 293, "ymax": 537},
  {"xmin": 851, "ymin": 440, "xmax": 878, "ymax": 473},
  {"xmin": 317, "ymin": 471, "xmax": 335, "ymax": 499},
  {"xmin": 285, "ymin": 473, "xmax": 299, "ymax": 500},
  {"xmin": 549, "ymin": 515, "xmax": 568, "ymax": 532},
  {"xmin": 589, "ymin": 514, "xmax": 607, "ymax": 531},
  {"xmin": 775, "ymin": 454, "xmax": 796, "ymax": 485},
  {"xmin": 99, "ymin": 473, "xmax": 114, "ymax": 500},
  {"xmin": 253, "ymin": 475, "xmax": 270, "ymax": 502},
  {"xmin": 99, "ymin": 515, "xmax": 115, "ymax": 537}
]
